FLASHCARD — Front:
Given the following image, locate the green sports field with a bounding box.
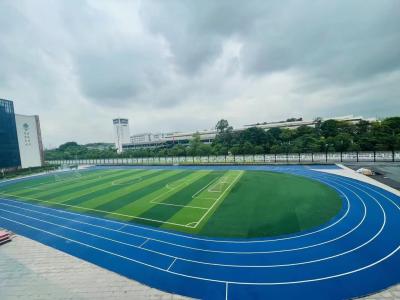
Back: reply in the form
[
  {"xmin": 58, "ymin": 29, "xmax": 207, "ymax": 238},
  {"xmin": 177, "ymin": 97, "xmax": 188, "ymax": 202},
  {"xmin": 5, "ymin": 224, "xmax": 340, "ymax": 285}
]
[{"xmin": 0, "ymin": 168, "xmax": 342, "ymax": 238}]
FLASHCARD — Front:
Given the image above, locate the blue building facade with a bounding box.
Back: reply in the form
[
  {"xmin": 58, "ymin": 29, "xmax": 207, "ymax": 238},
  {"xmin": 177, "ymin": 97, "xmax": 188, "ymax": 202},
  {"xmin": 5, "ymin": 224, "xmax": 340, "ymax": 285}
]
[{"xmin": 0, "ymin": 99, "xmax": 21, "ymax": 169}]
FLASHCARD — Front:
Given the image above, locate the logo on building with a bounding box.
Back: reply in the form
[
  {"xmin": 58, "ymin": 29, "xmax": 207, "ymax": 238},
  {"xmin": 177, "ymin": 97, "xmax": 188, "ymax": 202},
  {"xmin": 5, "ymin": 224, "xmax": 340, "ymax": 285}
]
[{"xmin": 23, "ymin": 123, "xmax": 31, "ymax": 146}]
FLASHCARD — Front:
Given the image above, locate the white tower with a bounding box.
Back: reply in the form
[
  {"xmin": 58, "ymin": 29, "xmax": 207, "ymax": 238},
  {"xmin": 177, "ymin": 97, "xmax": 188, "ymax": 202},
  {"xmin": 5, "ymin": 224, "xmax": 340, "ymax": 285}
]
[{"xmin": 113, "ymin": 118, "xmax": 130, "ymax": 153}]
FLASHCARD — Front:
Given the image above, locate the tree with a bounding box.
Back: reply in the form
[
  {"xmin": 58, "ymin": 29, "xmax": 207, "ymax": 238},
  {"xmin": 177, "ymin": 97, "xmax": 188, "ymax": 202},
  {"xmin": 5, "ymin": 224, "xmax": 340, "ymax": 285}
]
[
  {"xmin": 215, "ymin": 119, "xmax": 230, "ymax": 133},
  {"xmin": 188, "ymin": 132, "xmax": 202, "ymax": 156},
  {"xmin": 320, "ymin": 120, "xmax": 339, "ymax": 137}
]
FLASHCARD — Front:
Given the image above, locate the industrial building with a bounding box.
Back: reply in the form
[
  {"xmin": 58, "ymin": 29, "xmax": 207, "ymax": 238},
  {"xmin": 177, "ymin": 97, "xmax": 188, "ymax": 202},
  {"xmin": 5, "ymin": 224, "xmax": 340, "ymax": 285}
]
[
  {"xmin": 115, "ymin": 115, "xmax": 373, "ymax": 152},
  {"xmin": 0, "ymin": 99, "xmax": 44, "ymax": 170}
]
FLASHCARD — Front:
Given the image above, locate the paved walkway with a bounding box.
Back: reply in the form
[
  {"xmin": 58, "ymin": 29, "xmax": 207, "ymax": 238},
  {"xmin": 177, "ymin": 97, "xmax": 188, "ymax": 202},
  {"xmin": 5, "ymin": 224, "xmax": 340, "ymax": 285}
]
[
  {"xmin": 0, "ymin": 234, "xmax": 398, "ymax": 299},
  {"xmin": 0, "ymin": 235, "xmax": 189, "ymax": 300}
]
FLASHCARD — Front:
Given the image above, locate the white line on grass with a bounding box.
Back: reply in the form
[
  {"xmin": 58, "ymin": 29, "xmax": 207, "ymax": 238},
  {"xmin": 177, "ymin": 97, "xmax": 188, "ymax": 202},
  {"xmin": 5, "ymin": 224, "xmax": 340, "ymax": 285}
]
[
  {"xmin": 0, "ymin": 191, "xmax": 194, "ymax": 228},
  {"xmin": 193, "ymin": 171, "xmax": 243, "ymax": 228}
]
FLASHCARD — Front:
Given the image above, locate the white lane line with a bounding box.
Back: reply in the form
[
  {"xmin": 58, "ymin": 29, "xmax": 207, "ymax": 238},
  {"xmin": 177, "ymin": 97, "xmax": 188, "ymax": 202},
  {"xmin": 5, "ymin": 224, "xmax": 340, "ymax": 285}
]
[
  {"xmin": 0, "ymin": 213, "xmax": 399, "ymax": 286},
  {"xmin": 0, "ymin": 191, "xmax": 193, "ymax": 229},
  {"xmin": 0, "ymin": 167, "xmax": 393, "ymax": 247},
  {"xmin": 0, "ymin": 169, "xmax": 350, "ymax": 244},
  {"xmin": 168, "ymin": 258, "xmax": 177, "ymax": 271},
  {"xmin": 0, "ymin": 177, "xmax": 387, "ymax": 268},
  {"xmin": 225, "ymin": 282, "xmax": 229, "ymax": 300},
  {"xmin": 0, "ymin": 183, "xmax": 355, "ymax": 255}
]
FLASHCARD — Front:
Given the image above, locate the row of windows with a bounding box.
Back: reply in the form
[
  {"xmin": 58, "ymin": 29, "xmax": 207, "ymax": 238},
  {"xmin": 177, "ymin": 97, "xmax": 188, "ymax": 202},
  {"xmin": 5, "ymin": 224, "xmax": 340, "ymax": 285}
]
[{"xmin": 0, "ymin": 99, "xmax": 21, "ymax": 169}]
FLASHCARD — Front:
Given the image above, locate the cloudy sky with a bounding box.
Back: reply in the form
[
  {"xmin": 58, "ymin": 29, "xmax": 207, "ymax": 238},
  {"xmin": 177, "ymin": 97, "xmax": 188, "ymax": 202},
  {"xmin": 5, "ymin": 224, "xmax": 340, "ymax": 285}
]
[{"xmin": 1, "ymin": 0, "xmax": 399, "ymax": 148}]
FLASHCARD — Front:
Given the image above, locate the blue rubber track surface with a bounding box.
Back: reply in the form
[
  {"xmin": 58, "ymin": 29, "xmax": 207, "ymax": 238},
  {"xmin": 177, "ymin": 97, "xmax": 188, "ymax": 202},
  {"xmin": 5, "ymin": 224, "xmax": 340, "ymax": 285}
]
[{"xmin": 0, "ymin": 165, "xmax": 399, "ymax": 299}]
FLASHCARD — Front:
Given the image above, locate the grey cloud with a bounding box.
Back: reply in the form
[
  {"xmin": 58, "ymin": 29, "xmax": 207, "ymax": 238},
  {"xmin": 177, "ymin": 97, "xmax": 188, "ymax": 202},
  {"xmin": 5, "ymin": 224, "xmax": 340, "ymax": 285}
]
[{"xmin": 0, "ymin": 0, "xmax": 399, "ymax": 147}]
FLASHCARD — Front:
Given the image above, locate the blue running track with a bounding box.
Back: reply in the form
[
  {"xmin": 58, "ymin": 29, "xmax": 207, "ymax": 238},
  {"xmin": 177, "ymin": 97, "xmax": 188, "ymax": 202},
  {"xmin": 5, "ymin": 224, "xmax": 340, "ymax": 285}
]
[{"xmin": 0, "ymin": 165, "xmax": 399, "ymax": 299}]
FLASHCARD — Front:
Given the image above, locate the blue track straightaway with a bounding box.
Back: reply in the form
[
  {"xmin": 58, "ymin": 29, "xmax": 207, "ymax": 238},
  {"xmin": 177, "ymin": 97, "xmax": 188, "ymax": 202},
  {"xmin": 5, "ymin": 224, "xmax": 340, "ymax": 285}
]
[{"xmin": 0, "ymin": 165, "xmax": 399, "ymax": 299}]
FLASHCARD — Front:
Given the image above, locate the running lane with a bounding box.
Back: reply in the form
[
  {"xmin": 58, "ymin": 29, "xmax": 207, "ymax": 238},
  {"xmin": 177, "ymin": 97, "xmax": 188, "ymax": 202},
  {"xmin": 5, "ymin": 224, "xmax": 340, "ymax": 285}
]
[{"xmin": 0, "ymin": 166, "xmax": 399, "ymax": 299}]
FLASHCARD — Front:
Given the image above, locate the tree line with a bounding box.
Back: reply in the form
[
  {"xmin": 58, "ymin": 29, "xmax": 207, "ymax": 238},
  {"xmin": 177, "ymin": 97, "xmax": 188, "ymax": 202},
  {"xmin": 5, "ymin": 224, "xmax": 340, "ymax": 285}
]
[{"xmin": 45, "ymin": 117, "xmax": 400, "ymax": 160}]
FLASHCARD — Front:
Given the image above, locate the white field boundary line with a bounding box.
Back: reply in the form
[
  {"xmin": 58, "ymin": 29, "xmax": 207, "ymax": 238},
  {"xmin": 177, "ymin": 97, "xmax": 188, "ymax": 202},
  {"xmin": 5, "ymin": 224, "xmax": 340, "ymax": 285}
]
[
  {"xmin": 0, "ymin": 205, "xmax": 398, "ymax": 285},
  {"xmin": 193, "ymin": 171, "xmax": 243, "ymax": 228},
  {"xmin": 0, "ymin": 170, "xmax": 354, "ymax": 244},
  {"xmin": 0, "ymin": 176, "xmax": 374, "ymax": 264},
  {"xmin": 0, "ymin": 191, "xmax": 193, "ymax": 228},
  {"xmin": 0, "ymin": 176, "xmax": 356, "ymax": 255}
]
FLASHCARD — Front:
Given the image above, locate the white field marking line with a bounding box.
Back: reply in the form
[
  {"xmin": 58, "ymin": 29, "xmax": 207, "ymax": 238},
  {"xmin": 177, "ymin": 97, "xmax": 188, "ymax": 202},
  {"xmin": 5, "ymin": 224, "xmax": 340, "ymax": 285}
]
[
  {"xmin": 150, "ymin": 201, "xmax": 209, "ymax": 210},
  {"xmin": 1, "ymin": 213, "xmax": 399, "ymax": 286},
  {"xmin": 193, "ymin": 172, "xmax": 243, "ymax": 228},
  {"xmin": 225, "ymin": 282, "xmax": 228, "ymax": 300},
  {"xmin": 0, "ymin": 170, "xmax": 353, "ymax": 245},
  {"xmin": 207, "ymin": 177, "xmax": 230, "ymax": 193},
  {"xmin": 116, "ymin": 224, "xmax": 127, "ymax": 231},
  {"xmin": 139, "ymin": 238, "xmax": 149, "ymax": 248},
  {"xmin": 1, "ymin": 176, "xmax": 374, "ymax": 267},
  {"xmin": 191, "ymin": 176, "xmax": 221, "ymax": 199},
  {"xmin": 0, "ymin": 191, "xmax": 193, "ymax": 229},
  {"xmin": 186, "ymin": 222, "xmax": 198, "ymax": 227},
  {"xmin": 167, "ymin": 258, "xmax": 177, "ymax": 271},
  {"xmin": 148, "ymin": 173, "xmax": 212, "ymax": 212}
]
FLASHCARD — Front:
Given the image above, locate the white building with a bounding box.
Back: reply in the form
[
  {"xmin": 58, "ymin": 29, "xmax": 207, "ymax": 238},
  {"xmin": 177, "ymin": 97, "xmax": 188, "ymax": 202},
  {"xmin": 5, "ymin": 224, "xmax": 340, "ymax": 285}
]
[
  {"xmin": 113, "ymin": 118, "xmax": 130, "ymax": 153},
  {"xmin": 15, "ymin": 114, "xmax": 44, "ymax": 168},
  {"xmin": 121, "ymin": 115, "xmax": 375, "ymax": 151}
]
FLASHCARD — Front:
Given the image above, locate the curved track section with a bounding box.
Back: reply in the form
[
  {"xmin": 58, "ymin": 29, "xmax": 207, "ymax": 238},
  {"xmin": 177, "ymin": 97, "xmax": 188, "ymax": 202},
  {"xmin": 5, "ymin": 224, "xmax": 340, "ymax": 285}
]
[{"xmin": 0, "ymin": 166, "xmax": 399, "ymax": 299}]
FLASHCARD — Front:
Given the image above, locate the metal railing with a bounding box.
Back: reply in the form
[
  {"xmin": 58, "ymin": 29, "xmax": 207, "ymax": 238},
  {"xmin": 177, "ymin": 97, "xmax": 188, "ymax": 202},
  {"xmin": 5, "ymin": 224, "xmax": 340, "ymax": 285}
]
[{"xmin": 46, "ymin": 150, "xmax": 400, "ymax": 166}]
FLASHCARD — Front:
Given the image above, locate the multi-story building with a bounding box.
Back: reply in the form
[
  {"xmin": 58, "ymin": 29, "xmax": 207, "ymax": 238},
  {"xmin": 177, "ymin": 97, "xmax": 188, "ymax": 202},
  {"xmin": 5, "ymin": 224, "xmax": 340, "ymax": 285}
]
[
  {"xmin": 0, "ymin": 99, "xmax": 21, "ymax": 169},
  {"xmin": 113, "ymin": 118, "xmax": 130, "ymax": 153},
  {"xmin": 120, "ymin": 115, "xmax": 375, "ymax": 151},
  {"xmin": 0, "ymin": 99, "xmax": 44, "ymax": 169}
]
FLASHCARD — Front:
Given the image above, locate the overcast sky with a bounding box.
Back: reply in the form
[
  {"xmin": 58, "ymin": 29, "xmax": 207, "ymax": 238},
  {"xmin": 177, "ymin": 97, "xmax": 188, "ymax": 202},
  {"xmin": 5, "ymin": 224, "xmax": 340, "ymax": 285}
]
[{"xmin": 1, "ymin": 0, "xmax": 399, "ymax": 148}]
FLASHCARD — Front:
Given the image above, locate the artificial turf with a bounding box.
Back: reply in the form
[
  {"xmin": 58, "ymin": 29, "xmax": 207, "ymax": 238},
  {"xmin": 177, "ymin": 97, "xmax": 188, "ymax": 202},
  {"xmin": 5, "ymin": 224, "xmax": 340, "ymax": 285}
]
[{"xmin": 0, "ymin": 168, "xmax": 342, "ymax": 238}]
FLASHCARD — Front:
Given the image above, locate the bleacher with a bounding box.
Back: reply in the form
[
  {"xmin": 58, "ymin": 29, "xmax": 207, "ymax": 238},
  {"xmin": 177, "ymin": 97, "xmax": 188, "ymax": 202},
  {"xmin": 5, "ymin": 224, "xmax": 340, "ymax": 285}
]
[{"xmin": 0, "ymin": 228, "xmax": 13, "ymax": 246}]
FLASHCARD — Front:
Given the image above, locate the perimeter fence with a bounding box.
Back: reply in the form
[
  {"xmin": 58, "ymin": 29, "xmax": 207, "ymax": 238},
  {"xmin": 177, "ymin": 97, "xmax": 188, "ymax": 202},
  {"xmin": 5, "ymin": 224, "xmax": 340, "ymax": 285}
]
[{"xmin": 47, "ymin": 150, "xmax": 400, "ymax": 166}]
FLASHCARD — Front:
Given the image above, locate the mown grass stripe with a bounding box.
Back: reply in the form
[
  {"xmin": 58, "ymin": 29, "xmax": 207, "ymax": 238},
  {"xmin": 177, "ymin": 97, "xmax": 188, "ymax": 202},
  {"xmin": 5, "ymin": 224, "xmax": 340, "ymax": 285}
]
[
  {"xmin": 6, "ymin": 169, "xmax": 126, "ymax": 198},
  {"xmin": 0, "ymin": 169, "xmax": 117, "ymax": 195},
  {"xmin": 106, "ymin": 171, "xmax": 211, "ymax": 224},
  {"xmin": 136, "ymin": 171, "xmax": 225, "ymax": 227},
  {"xmin": 59, "ymin": 170, "xmax": 164, "ymax": 206},
  {"xmin": 26, "ymin": 170, "xmax": 139, "ymax": 200},
  {"xmin": 93, "ymin": 171, "xmax": 194, "ymax": 213},
  {"xmin": 66, "ymin": 170, "xmax": 186, "ymax": 214}
]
